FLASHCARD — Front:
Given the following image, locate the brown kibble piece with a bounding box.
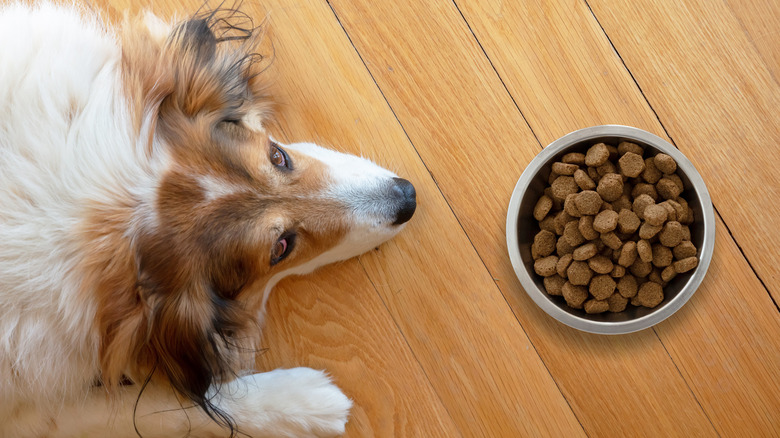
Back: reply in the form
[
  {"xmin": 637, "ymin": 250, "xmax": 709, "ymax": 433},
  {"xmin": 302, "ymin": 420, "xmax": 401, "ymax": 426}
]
[
  {"xmin": 597, "ymin": 173, "xmax": 624, "ymax": 202},
  {"xmin": 584, "ymin": 299, "xmax": 610, "ymax": 314},
  {"xmin": 649, "ymin": 268, "xmax": 665, "ymax": 286},
  {"xmin": 617, "ymin": 209, "xmax": 641, "ymax": 234},
  {"xmin": 659, "ymin": 221, "xmax": 683, "ymax": 247},
  {"xmin": 563, "ymin": 221, "xmax": 586, "ymax": 247},
  {"xmin": 652, "ymin": 244, "xmax": 673, "ymax": 267},
  {"xmin": 636, "ymin": 282, "xmax": 664, "ymax": 308},
  {"xmin": 532, "ymin": 230, "xmax": 557, "ymax": 257},
  {"xmin": 578, "ymin": 215, "xmax": 600, "ymax": 240},
  {"xmin": 539, "ymin": 216, "xmax": 556, "ymax": 233},
  {"xmin": 637, "ymin": 240, "xmax": 653, "ymax": 263},
  {"xmin": 657, "ymin": 177, "xmax": 682, "ymax": 200},
  {"xmin": 633, "ymin": 194, "xmax": 655, "ymax": 220},
  {"xmin": 552, "ymin": 162, "xmax": 578, "ymax": 176},
  {"xmin": 562, "ymin": 282, "xmax": 588, "ymax": 308},
  {"xmin": 534, "ymin": 255, "xmax": 559, "ymax": 277},
  {"xmin": 643, "ymin": 204, "xmax": 668, "ymax": 226},
  {"xmin": 618, "ymin": 141, "xmax": 644, "ymax": 156},
  {"xmin": 562, "ymin": 152, "xmax": 586, "ymax": 165},
  {"xmin": 612, "ymin": 195, "xmax": 633, "ymax": 213},
  {"xmin": 573, "ymin": 242, "xmax": 598, "ymax": 261},
  {"xmin": 567, "ymin": 261, "xmax": 593, "ymax": 285},
  {"xmin": 674, "ymin": 257, "xmax": 699, "ymax": 273},
  {"xmin": 590, "ymin": 275, "xmax": 616, "ymax": 300},
  {"xmin": 611, "ymin": 265, "xmax": 626, "ymax": 278},
  {"xmin": 607, "ymin": 293, "xmax": 629, "ymax": 312},
  {"xmin": 587, "ymin": 166, "xmax": 600, "ymax": 182},
  {"xmin": 556, "ymin": 254, "xmax": 573, "ymax": 278},
  {"xmin": 553, "ymin": 210, "xmax": 573, "ymax": 235},
  {"xmin": 575, "ymin": 190, "xmax": 602, "ymax": 215},
  {"xmin": 629, "ymin": 258, "xmax": 653, "ymax": 278},
  {"xmin": 618, "ymin": 241, "xmax": 638, "ymax": 267},
  {"xmin": 597, "ymin": 162, "xmax": 617, "ymax": 178},
  {"xmin": 556, "ymin": 237, "xmax": 575, "ymax": 257},
  {"xmin": 632, "ymin": 183, "xmax": 658, "ymax": 201},
  {"xmin": 673, "ymin": 241, "xmax": 697, "ymax": 260},
  {"xmin": 564, "ymin": 194, "xmax": 582, "ymax": 218},
  {"xmin": 593, "ymin": 210, "xmax": 619, "ymax": 233},
  {"xmin": 668, "ymin": 174, "xmax": 684, "ymax": 192},
  {"xmin": 661, "ymin": 266, "xmax": 677, "ymax": 282},
  {"xmin": 642, "ymin": 157, "xmax": 663, "ymax": 184},
  {"xmin": 544, "ymin": 275, "xmax": 567, "ymax": 296},
  {"xmin": 533, "ymin": 195, "xmax": 553, "ymax": 221},
  {"xmin": 654, "ymin": 153, "xmax": 677, "ymax": 174},
  {"xmin": 617, "ymin": 275, "xmax": 638, "ymax": 298},
  {"xmin": 600, "ymin": 232, "xmax": 622, "ymax": 250},
  {"xmin": 618, "ymin": 152, "xmax": 645, "ymax": 178},
  {"xmin": 639, "ymin": 222, "xmax": 663, "ymax": 240},
  {"xmin": 551, "ymin": 176, "xmax": 579, "ymax": 201},
  {"xmin": 589, "ymin": 255, "xmax": 614, "ymax": 274},
  {"xmin": 659, "ymin": 201, "xmax": 677, "ymax": 222},
  {"xmin": 585, "ymin": 143, "xmax": 610, "ymax": 167},
  {"xmin": 573, "ymin": 169, "xmax": 596, "ymax": 191}
]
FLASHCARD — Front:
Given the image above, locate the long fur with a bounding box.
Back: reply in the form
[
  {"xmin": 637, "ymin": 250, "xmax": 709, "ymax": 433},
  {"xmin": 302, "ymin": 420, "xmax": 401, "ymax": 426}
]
[{"xmin": 0, "ymin": 3, "xmax": 415, "ymax": 437}]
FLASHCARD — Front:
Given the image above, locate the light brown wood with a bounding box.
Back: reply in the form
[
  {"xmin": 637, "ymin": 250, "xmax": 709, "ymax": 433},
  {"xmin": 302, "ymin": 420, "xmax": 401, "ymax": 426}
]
[
  {"xmin": 454, "ymin": 0, "xmax": 780, "ymax": 434},
  {"xmin": 588, "ymin": 0, "xmax": 780, "ymax": 303},
  {"xmin": 77, "ymin": 0, "xmax": 780, "ymax": 436}
]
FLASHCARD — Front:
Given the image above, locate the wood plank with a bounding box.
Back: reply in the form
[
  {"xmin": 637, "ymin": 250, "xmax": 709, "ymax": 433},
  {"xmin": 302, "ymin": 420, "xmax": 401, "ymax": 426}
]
[
  {"xmin": 587, "ymin": 0, "xmax": 780, "ymax": 302},
  {"xmin": 327, "ymin": 0, "xmax": 720, "ymax": 436},
  {"xmin": 726, "ymin": 0, "xmax": 780, "ymax": 82},
  {"xmin": 92, "ymin": 1, "xmax": 456, "ymax": 436},
  {"xmin": 446, "ymin": 0, "xmax": 780, "ymax": 434},
  {"xmin": 248, "ymin": 2, "xmax": 585, "ymax": 435}
]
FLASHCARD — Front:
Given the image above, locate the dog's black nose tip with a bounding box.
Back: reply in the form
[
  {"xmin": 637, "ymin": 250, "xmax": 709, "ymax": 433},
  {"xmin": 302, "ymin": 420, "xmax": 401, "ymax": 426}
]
[{"xmin": 391, "ymin": 177, "xmax": 416, "ymax": 225}]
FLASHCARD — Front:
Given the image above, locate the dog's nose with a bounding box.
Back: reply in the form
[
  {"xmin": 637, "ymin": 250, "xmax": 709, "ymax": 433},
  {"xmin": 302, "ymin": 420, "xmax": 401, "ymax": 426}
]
[{"xmin": 391, "ymin": 177, "xmax": 416, "ymax": 225}]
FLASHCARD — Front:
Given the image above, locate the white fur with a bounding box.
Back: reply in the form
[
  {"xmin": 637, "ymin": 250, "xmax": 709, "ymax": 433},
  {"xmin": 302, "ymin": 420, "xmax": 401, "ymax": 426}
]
[{"xmin": 0, "ymin": 3, "xmax": 411, "ymax": 437}]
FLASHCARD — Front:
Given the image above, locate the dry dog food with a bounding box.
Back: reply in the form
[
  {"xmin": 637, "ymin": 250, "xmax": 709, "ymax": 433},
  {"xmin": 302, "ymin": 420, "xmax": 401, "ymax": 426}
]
[{"xmin": 533, "ymin": 142, "xmax": 699, "ymax": 313}]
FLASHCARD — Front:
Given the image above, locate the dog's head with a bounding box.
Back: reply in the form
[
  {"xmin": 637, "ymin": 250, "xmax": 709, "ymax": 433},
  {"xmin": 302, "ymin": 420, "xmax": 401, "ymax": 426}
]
[{"xmin": 91, "ymin": 10, "xmax": 414, "ymax": 429}]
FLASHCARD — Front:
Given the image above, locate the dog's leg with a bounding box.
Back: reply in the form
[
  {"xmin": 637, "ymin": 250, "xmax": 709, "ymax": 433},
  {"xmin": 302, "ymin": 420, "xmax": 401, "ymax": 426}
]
[{"xmin": 42, "ymin": 368, "xmax": 351, "ymax": 438}]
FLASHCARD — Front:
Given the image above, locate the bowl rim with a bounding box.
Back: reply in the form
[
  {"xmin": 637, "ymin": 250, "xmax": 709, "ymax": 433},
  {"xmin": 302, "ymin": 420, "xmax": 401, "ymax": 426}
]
[{"xmin": 506, "ymin": 125, "xmax": 716, "ymax": 334}]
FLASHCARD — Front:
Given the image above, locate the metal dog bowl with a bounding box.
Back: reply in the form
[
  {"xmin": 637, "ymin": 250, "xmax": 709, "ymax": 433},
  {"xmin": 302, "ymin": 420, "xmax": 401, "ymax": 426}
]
[{"xmin": 506, "ymin": 125, "xmax": 715, "ymax": 334}]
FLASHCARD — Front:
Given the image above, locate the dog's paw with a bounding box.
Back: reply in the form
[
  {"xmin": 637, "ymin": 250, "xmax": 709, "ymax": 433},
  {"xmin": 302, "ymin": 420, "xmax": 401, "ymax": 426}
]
[{"xmin": 227, "ymin": 368, "xmax": 352, "ymax": 438}]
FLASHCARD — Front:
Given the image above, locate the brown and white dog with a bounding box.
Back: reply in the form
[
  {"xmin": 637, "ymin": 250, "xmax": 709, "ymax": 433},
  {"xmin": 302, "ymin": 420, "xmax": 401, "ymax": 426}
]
[{"xmin": 0, "ymin": 3, "xmax": 415, "ymax": 437}]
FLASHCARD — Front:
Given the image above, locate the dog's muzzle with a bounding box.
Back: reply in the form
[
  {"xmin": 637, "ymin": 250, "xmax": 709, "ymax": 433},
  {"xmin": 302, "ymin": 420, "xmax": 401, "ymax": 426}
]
[{"xmin": 391, "ymin": 177, "xmax": 416, "ymax": 225}]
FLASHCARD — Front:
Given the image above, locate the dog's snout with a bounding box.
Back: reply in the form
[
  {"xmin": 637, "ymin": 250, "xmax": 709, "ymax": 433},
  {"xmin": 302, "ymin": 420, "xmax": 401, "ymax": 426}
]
[{"xmin": 391, "ymin": 177, "xmax": 416, "ymax": 225}]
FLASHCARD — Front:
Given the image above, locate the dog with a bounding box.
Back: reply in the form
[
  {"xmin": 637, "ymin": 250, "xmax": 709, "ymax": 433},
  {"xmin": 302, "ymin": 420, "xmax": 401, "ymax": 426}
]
[{"xmin": 0, "ymin": 2, "xmax": 415, "ymax": 437}]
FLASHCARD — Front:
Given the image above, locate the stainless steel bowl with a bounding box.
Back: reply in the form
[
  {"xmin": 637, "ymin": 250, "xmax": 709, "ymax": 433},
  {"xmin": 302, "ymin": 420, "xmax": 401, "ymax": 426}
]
[{"xmin": 506, "ymin": 125, "xmax": 715, "ymax": 334}]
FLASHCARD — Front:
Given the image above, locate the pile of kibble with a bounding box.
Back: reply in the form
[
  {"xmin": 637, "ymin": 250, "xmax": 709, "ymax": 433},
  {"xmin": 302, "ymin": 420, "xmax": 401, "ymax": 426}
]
[{"xmin": 531, "ymin": 142, "xmax": 698, "ymax": 314}]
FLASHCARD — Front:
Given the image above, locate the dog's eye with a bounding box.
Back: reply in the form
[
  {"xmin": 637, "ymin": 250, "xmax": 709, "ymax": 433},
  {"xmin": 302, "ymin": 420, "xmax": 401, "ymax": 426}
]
[
  {"xmin": 270, "ymin": 143, "xmax": 292, "ymax": 170},
  {"xmin": 271, "ymin": 233, "xmax": 296, "ymax": 265}
]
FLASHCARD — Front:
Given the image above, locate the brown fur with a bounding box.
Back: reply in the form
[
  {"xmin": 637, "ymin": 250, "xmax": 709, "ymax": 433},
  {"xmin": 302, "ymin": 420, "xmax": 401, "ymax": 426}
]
[{"xmin": 75, "ymin": 9, "xmax": 351, "ymax": 428}]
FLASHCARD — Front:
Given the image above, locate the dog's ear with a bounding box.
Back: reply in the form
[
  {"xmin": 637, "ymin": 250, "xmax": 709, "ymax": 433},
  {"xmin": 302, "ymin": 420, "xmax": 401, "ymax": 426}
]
[{"xmin": 157, "ymin": 12, "xmax": 272, "ymax": 130}]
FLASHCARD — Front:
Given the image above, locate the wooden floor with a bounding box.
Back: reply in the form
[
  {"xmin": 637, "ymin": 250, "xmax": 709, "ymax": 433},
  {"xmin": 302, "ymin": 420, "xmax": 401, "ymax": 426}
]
[{"xmin": 99, "ymin": 0, "xmax": 780, "ymax": 436}]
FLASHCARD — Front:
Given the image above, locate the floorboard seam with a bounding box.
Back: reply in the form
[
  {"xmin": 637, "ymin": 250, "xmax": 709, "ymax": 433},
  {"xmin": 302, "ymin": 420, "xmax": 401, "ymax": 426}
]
[{"xmin": 581, "ymin": 0, "xmax": 778, "ymax": 314}]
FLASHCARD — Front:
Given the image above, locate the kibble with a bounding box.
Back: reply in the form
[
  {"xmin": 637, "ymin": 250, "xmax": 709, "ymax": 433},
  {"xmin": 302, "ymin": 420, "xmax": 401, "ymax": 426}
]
[
  {"xmin": 529, "ymin": 142, "xmax": 699, "ymax": 312},
  {"xmin": 654, "ymin": 153, "xmax": 677, "ymax": 174},
  {"xmin": 585, "ymin": 143, "xmax": 610, "ymax": 167},
  {"xmin": 590, "ymin": 275, "xmax": 616, "ymax": 300},
  {"xmin": 567, "ymin": 261, "xmax": 593, "ymax": 285},
  {"xmin": 544, "ymin": 275, "xmax": 567, "ymax": 296},
  {"xmin": 597, "ymin": 173, "xmax": 624, "ymax": 202},
  {"xmin": 534, "ymin": 255, "xmax": 559, "ymax": 277},
  {"xmin": 562, "ymin": 282, "xmax": 588, "ymax": 308},
  {"xmin": 618, "ymin": 152, "xmax": 645, "ymax": 178},
  {"xmin": 584, "ymin": 298, "xmax": 609, "ymax": 314},
  {"xmin": 552, "ymin": 162, "xmax": 578, "ymax": 175},
  {"xmin": 593, "ymin": 210, "xmax": 619, "ymax": 233},
  {"xmin": 635, "ymin": 282, "xmax": 664, "ymax": 308}
]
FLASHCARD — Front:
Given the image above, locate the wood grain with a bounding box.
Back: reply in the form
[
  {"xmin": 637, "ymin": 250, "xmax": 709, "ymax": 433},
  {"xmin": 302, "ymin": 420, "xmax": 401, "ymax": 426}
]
[
  {"xmin": 449, "ymin": 0, "xmax": 780, "ymax": 434},
  {"xmin": 327, "ymin": 0, "xmax": 723, "ymax": 436},
  {"xmin": 250, "ymin": 1, "xmax": 585, "ymax": 435},
  {"xmin": 587, "ymin": 0, "xmax": 780, "ymax": 301}
]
